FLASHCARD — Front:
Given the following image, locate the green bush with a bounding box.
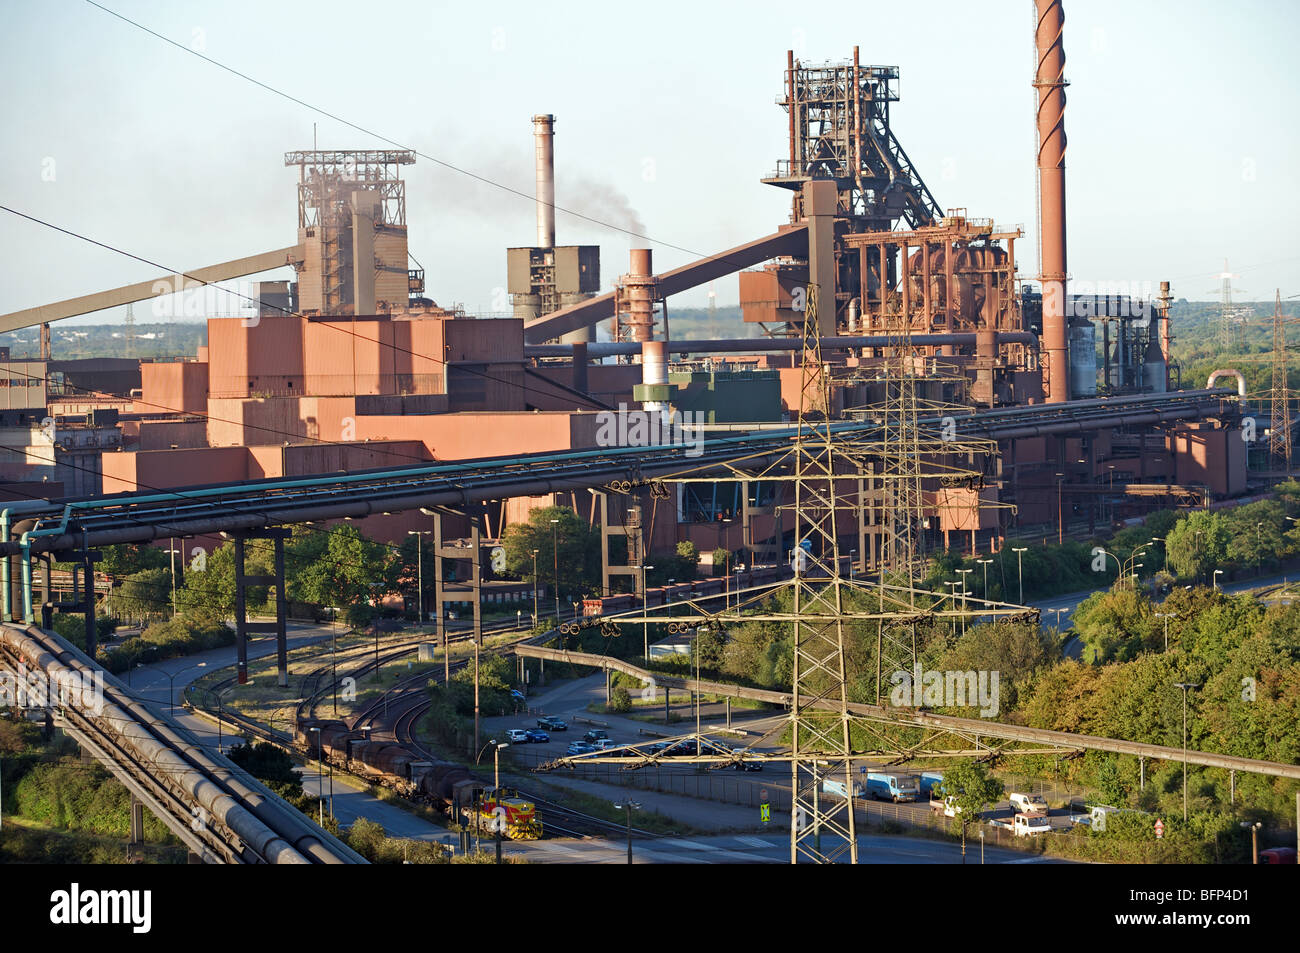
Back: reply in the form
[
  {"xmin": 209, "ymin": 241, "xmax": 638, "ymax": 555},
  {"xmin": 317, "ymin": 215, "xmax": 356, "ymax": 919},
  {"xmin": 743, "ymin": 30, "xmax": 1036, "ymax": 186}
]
[
  {"xmin": 97, "ymin": 617, "xmax": 234, "ymax": 673},
  {"xmin": 51, "ymin": 614, "xmax": 116, "ymax": 652},
  {"xmin": 608, "ymin": 686, "xmax": 632, "ymax": 713}
]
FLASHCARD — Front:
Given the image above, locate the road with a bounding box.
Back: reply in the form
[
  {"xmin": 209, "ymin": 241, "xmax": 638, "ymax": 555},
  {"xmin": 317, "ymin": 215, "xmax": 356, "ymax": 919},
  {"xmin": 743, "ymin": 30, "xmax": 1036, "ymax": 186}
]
[
  {"xmin": 123, "ymin": 620, "xmax": 1080, "ymax": 862},
  {"xmin": 504, "ymin": 830, "xmax": 1070, "ymax": 864}
]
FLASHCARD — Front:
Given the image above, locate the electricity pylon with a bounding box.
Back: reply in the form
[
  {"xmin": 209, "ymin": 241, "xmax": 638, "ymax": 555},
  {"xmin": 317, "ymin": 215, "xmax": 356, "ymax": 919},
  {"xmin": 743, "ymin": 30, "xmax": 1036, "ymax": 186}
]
[{"xmin": 1271, "ymin": 289, "xmax": 1292, "ymax": 473}]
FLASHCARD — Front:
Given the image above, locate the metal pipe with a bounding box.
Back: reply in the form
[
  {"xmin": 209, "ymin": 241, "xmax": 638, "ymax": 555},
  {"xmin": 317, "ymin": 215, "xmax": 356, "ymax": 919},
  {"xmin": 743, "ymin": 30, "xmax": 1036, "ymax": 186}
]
[
  {"xmin": 526, "ymin": 332, "xmax": 1039, "ymax": 360},
  {"xmin": 1206, "ymin": 369, "xmax": 1247, "ymax": 398},
  {"xmin": 1035, "ymin": 0, "xmax": 1069, "ymax": 403},
  {"xmin": 533, "ymin": 114, "xmax": 556, "ymax": 248}
]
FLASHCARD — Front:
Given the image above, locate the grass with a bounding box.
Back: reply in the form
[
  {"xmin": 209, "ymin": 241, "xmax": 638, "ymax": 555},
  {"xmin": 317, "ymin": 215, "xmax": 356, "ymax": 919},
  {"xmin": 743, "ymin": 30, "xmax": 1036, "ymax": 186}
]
[
  {"xmin": 0, "ymin": 815, "xmax": 188, "ymax": 864},
  {"xmin": 531, "ymin": 784, "xmax": 694, "ymax": 836}
]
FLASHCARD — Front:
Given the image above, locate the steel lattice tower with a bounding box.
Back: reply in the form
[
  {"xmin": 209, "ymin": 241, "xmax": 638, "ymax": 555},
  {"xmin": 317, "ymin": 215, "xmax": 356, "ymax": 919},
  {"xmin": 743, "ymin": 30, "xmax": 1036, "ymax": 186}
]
[
  {"xmin": 1272, "ymin": 289, "xmax": 1292, "ymax": 473},
  {"xmin": 872, "ymin": 250, "xmax": 927, "ymax": 701},
  {"xmin": 787, "ymin": 283, "xmax": 859, "ymax": 864}
]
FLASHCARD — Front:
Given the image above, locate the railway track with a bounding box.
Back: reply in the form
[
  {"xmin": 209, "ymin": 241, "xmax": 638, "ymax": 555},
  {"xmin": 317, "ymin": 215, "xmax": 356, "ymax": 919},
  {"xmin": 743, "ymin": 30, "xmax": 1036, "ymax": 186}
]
[{"xmin": 190, "ymin": 621, "xmax": 659, "ymax": 842}]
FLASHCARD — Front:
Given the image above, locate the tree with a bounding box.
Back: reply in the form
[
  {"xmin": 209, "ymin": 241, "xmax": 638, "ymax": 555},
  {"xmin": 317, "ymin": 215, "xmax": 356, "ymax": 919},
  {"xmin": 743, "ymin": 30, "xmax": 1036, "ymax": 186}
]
[
  {"xmin": 501, "ymin": 506, "xmax": 600, "ymax": 600},
  {"xmin": 113, "ymin": 568, "xmax": 173, "ymax": 624},
  {"xmin": 293, "ymin": 526, "xmax": 393, "ymax": 626},
  {"xmin": 1094, "ymin": 755, "xmax": 1131, "ymax": 807},
  {"xmin": 1165, "ymin": 510, "xmax": 1228, "ymax": 583},
  {"xmin": 1071, "ymin": 586, "xmax": 1156, "ymax": 663},
  {"xmin": 175, "ymin": 541, "xmax": 253, "ymax": 620},
  {"xmin": 389, "ymin": 533, "xmax": 435, "ymax": 620},
  {"xmin": 675, "ymin": 541, "xmax": 700, "ymax": 581},
  {"xmin": 935, "ymin": 619, "xmax": 1056, "ymax": 711},
  {"xmin": 939, "ymin": 760, "xmax": 1005, "ymax": 861},
  {"xmin": 98, "ymin": 544, "xmax": 169, "ymax": 577}
]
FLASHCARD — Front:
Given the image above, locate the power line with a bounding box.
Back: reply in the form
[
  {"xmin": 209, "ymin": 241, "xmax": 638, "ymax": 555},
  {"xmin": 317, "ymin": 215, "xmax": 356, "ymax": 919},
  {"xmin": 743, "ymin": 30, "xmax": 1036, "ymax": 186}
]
[{"xmin": 0, "ymin": 203, "xmax": 610, "ymax": 433}]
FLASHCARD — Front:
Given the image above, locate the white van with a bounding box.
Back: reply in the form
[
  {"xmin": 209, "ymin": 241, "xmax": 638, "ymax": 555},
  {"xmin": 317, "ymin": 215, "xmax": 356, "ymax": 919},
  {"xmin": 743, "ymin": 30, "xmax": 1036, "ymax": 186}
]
[{"xmin": 1010, "ymin": 792, "xmax": 1048, "ymax": 814}]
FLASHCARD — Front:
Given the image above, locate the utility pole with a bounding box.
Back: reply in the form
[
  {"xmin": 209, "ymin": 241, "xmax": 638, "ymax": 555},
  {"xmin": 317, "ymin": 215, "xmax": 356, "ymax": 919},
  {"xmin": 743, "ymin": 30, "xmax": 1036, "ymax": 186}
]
[
  {"xmin": 551, "ymin": 518, "xmax": 561, "ymax": 621},
  {"xmin": 474, "ymin": 639, "xmax": 481, "ymax": 754},
  {"xmin": 1174, "ymin": 681, "xmax": 1201, "ymax": 821}
]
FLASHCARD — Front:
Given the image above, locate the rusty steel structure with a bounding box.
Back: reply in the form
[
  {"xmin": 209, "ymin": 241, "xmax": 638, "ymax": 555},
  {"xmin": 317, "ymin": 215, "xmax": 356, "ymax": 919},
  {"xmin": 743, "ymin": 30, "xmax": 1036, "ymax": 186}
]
[
  {"xmin": 612, "ymin": 248, "xmax": 663, "ymax": 345},
  {"xmin": 284, "ymin": 149, "xmax": 417, "ymax": 315},
  {"xmin": 549, "ymin": 283, "xmax": 1014, "ymax": 864},
  {"xmin": 759, "ymin": 48, "xmax": 942, "ymax": 332}
]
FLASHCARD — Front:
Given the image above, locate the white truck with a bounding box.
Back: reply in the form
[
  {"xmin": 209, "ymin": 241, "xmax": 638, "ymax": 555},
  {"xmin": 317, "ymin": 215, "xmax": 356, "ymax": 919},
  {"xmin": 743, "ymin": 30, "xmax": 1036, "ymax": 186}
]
[
  {"xmin": 822, "ymin": 778, "xmax": 867, "ymax": 799},
  {"xmin": 990, "ymin": 812, "xmax": 1053, "ymax": 836},
  {"xmin": 1009, "ymin": 792, "xmax": 1048, "ymax": 814},
  {"xmin": 1073, "ymin": 804, "xmax": 1149, "ymax": 832}
]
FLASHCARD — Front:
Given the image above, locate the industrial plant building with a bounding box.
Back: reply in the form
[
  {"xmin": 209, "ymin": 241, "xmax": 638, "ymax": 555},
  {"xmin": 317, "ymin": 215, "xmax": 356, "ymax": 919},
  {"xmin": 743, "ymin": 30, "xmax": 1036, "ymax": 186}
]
[{"xmin": 0, "ymin": 10, "xmax": 1251, "ymax": 582}]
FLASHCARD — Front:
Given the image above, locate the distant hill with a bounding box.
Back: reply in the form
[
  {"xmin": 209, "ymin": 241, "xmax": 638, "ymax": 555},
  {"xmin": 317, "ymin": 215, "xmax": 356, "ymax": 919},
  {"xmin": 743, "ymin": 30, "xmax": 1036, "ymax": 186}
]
[{"xmin": 0, "ymin": 322, "xmax": 206, "ymax": 362}]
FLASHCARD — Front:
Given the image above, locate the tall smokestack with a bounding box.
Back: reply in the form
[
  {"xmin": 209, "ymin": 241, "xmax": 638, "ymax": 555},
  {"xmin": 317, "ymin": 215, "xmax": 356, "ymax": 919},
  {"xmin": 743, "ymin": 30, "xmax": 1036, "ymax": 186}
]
[
  {"xmin": 1035, "ymin": 0, "xmax": 1069, "ymax": 403},
  {"xmin": 533, "ymin": 114, "xmax": 556, "ymax": 248}
]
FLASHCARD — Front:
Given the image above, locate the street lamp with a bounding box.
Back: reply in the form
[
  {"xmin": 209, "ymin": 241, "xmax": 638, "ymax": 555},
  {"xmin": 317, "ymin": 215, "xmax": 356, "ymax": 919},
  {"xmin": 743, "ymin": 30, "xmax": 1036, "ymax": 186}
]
[
  {"xmin": 1173, "ymin": 681, "xmax": 1201, "ymax": 822},
  {"xmin": 613, "ymin": 799, "xmax": 641, "ymax": 864},
  {"xmin": 635, "ymin": 564, "xmax": 654, "ymax": 659},
  {"xmin": 1154, "ymin": 611, "xmax": 1176, "ymax": 651},
  {"xmin": 165, "ymin": 539, "xmax": 182, "ymax": 618},
  {"xmin": 1011, "ymin": 547, "xmax": 1028, "ymax": 604},
  {"xmin": 956, "ymin": 568, "xmax": 973, "ymax": 636},
  {"xmin": 208, "ymin": 684, "xmax": 239, "ymax": 754},
  {"xmin": 1150, "ymin": 536, "xmax": 1169, "ymax": 575},
  {"xmin": 1240, "ymin": 821, "xmax": 1262, "ymax": 864},
  {"xmin": 550, "ymin": 518, "xmax": 561, "ymax": 621},
  {"xmin": 1255, "ymin": 522, "xmax": 1264, "ymax": 575},
  {"xmin": 167, "ymin": 661, "xmax": 207, "ymax": 717},
  {"xmin": 977, "ymin": 558, "xmax": 993, "ymax": 599},
  {"xmin": 493, "ymin": 741, "xmax": 509, "ymax": 792},
  {"xmin": 1055, "ymin": 472, "xmax": 1064, "ymax": 544},
  {"xmin": 530, "ymin": 548, "xmax": 539, "ymax": 628},
  {"xmin": 1213, "ymin": 569, "xmax": 1224, "ymax": 591},
  {"xmin": 308, "ymin": 726, "xmax": 325, "ymax": 827},
  {"xmin": 408, "ymin": 529, "xmax": 431, "ymax": 625}
]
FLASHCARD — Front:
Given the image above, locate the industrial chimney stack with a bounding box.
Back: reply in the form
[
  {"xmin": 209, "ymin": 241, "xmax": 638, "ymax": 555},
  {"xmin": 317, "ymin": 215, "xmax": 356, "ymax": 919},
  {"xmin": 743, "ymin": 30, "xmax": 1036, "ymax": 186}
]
[
  {"xmin": 533, "ymin": 114, "xmax": 556, "ymax": 248},
  {"xmin": 1034, "ymin": 0, "xmax": 1069, "ymax": 403}
]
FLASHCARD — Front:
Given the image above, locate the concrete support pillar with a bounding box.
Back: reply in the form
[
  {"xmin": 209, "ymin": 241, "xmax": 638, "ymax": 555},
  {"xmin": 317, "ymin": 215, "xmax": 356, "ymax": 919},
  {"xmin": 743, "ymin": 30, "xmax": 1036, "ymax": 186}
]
[{"xmin": 231, "ymin": 529, "xmax": 290, "ymax": 686}]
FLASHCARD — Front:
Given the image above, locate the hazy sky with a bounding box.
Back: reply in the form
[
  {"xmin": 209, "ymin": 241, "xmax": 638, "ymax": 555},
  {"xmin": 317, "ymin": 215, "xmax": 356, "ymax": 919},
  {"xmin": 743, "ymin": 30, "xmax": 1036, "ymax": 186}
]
[{"xmin": 2, "ymin": 0, "xmax": 1297, "ymax": 327}]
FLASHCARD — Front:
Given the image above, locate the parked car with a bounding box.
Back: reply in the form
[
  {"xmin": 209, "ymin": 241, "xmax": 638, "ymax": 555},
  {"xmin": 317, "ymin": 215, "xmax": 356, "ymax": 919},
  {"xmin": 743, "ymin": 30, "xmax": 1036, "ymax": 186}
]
[
  {"xmin": 732, "ymin": 759, "xmax": 763, "ymax": 772},
  {"xmin": 506, "ymin": 729, "xmax": 530, "ymax": 743},
  {"xmin": 537, "ymin": 717, "xmax": 568, "ymax": 731},
  {"xmin": 594, "ymin": 738, "xmax": 622, "ymax": 751},
  {"xmin": 524, "ymin": 729, "xmax": 550, "ymax": 743},
  {"xmin": 566, "ymin": 741, "xmax": 596, "ymax": 755},
  {"xmin": 665, "ymin": 740, "xmax": 698, "ymax": 756},
  {"xmin": 583, "ymin": 729, "xmax": 609, "ymax": 743}
]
